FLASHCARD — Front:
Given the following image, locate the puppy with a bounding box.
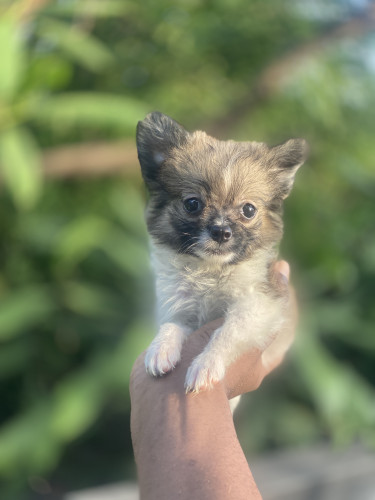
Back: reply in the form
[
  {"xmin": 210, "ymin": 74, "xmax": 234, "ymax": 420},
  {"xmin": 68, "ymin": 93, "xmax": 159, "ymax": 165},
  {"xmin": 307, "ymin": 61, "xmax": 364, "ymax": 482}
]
[{"xmin": 136, "ymin": 112, "xmax": 307, "ymax": 393}]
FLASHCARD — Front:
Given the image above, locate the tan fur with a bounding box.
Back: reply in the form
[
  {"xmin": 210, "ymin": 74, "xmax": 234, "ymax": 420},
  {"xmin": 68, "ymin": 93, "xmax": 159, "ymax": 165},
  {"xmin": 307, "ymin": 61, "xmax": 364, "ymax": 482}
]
[{"xmin": 136, "ymin": 112, "xmax": 307, "ymax": 392}]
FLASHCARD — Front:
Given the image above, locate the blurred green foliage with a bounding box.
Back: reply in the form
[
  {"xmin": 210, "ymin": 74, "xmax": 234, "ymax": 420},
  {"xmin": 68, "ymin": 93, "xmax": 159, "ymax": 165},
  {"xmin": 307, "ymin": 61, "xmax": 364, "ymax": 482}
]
[{"xmin": 0, "ymin": 0, "xmax": 374, "ymax": 498}]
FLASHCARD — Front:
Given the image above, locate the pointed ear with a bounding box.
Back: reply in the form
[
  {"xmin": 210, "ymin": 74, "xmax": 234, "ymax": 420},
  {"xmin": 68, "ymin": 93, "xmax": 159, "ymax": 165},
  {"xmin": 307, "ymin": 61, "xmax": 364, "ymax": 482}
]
[
  {"xmin": 136, "ymin": 112, "xmax": 189, "ymax": 186},
  {"xmin": 270, "ymin": 138, "xmax": 308, "ymax": 198}
]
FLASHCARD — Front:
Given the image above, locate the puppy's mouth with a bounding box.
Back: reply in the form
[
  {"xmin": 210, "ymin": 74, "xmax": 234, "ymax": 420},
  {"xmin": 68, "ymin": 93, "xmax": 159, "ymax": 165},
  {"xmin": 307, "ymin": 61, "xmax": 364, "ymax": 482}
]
[
  {"xmin": 196, "ymin": 247, "xmax": 236, "ymax": 265},
  {"xmin": 204, "ymin": 246, "xmax": 232, "ymax": 256},
  {"xmin": 194, "ymin": 233, "xmax": 237, "ymax": 263}
]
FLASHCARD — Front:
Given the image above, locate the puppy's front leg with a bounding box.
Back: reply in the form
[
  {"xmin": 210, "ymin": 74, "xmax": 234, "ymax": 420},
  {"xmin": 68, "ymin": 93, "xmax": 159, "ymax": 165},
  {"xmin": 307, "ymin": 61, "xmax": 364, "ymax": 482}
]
[
  {"xmin": 185, "ymin": 295, "xmax": 284, "ymax": 393},
  {"xmin": 145, "ymin": 322, "xmax": 192, "ymax": 377}
]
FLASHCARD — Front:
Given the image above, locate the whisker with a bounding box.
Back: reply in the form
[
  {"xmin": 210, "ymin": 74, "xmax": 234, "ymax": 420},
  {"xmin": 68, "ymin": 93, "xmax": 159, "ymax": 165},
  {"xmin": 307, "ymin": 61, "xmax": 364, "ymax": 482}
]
[{"xmin": 173, "ymin": 237, "xmax": 200, "ymax": 256}]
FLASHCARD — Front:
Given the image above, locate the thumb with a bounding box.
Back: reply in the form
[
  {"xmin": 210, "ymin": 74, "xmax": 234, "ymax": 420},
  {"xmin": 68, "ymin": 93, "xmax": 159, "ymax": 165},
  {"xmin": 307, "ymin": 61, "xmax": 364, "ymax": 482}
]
[{"xmin": 274, "ymin": 260, "xmax": 290, "ymax": 284}]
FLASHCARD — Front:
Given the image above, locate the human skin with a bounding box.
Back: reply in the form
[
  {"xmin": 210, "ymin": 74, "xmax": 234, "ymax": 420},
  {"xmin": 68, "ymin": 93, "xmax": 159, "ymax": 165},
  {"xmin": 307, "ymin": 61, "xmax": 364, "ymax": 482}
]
[{"xmin": 130, "ymin": 261, "xmax": 296, "ymax": 500}]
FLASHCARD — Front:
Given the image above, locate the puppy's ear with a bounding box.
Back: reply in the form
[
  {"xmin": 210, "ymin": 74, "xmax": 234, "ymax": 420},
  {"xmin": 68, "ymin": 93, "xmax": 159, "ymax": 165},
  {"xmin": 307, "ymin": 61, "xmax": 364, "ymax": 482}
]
[
  {"xmin": 270, "ymin": 138, "xmax": 308, "ymax": 199},
  {"xmin": 136, "ymin": 112, "xmax": 189, "ymax": 186}
]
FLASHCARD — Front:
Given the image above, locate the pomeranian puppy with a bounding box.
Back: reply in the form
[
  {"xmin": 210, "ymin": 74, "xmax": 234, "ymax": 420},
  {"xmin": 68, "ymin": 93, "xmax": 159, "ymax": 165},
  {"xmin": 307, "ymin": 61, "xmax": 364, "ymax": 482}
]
[{"xmin": 136, "ymin": 112, "xmax": 307, "ymax": 393}]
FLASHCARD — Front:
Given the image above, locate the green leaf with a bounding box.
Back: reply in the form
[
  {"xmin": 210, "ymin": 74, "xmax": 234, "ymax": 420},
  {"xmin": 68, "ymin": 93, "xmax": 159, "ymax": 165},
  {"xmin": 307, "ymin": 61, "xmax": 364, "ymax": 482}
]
[
  {"xmin": 0, "ymin": 321, "xmax": 149, "ymax": 476},
  {"xmin": 37, "ymin": 18, "xmax": 115, "ymax": 73},
  {"xmin": 62, "ymin": 281, "xmax": 124, "ymax": 317},
  {"xmin": 55, "ymin": 215, "xmax": 148, "ymax": 277},
  {"xmin": 0, "ymin": 14, "xmax": 25, "ymax": 100},
  {"xmin": 50, "ymin": 321, "xmax": 149, "ymax": 440},
  {"xmin": 0, "ymin": 402, "xmax": 56, "ymax": 477},
  {"xmin": 312, "ymin": 301, "xmax": 375, "ymax": 351},
  {"xmin": 294, "ymin": 326, "xmax": 375, "ymax": 443},
  {"xmin": 0, "ymin": 286, "xmax": 56, "ymax": 342},
  {"xmin": 25, "ymin": 55, "xmax": 73, "ymax": 92},
  {"xmin": 32, "ymin": 92, "xmax": 149, "ymax": 132},
  {"xmin": 55, "ymin": 216, "xmax": 112, "ymax": 270},
  {"xmin": 109, "ymin": 184, "xmax": 148, "ymax": 238},
  {"xmin": 100, "ymin": 231, "xmax": 150, "ymax": 277},
  {"xmin": 50, "ymin": 369, "xmax": 104, "ymax": 441},
  {"xmin": 44, "ymin": 0, "xmax": 132, "ymax": 18},
  {"xmin": 0, "ymin": 127, "xmax": 43, "ymax": 210},
  {"xmin": 0, "ymin": 341, "xmax": 33, "ymax": 379}
]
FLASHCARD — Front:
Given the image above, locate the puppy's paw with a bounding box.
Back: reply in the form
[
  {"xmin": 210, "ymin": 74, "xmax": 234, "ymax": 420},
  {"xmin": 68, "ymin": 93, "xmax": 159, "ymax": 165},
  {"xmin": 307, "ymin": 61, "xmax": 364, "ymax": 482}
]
[
  {"xmin": 185, "ymin": 352, "xmax": 226, "ymax": 393},
  {"xmin": 145, "ymin": 323, "xmax": 187, "ymax": 377},
  {"xmin": 145, "ymin": 342, "xmax": 181, "ymax": 376}
]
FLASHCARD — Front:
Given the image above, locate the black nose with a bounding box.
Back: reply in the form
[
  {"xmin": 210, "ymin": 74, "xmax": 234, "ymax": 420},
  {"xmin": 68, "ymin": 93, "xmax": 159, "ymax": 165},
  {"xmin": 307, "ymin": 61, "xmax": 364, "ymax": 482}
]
[{"xmin": 210, "ymin": 225, "xmax": 232, "ymax": 243}]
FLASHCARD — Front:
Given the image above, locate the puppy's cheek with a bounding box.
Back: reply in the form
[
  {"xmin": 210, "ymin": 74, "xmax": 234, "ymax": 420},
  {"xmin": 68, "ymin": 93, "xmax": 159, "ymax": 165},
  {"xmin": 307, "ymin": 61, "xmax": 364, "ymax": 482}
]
[{"xmin": 145, "ymin": 323, "xmax": 190, "ymax": 376}]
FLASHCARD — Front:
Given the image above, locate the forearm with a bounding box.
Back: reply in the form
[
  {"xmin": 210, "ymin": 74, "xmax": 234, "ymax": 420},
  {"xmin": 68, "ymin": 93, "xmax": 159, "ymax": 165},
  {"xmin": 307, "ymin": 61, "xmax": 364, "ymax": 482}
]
[{"xmin": 130, "ymin": 345, "xmax": 262, "ymax": 500}]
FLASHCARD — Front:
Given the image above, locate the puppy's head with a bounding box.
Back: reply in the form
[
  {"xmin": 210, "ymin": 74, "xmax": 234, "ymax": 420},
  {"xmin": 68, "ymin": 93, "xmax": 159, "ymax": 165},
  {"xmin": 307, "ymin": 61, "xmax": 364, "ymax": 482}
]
[{"xmin": 137, "ymin": 112, "xmax": 307, "ymax": 265}]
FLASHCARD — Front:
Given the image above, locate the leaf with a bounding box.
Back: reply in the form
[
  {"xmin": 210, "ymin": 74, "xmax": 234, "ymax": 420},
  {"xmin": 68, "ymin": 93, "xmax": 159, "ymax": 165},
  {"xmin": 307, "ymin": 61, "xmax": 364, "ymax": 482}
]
[
  {"xmin": 37, "ymin": 18, "xmax": 115, "ymax": 73},
  {"xmin": 0, "ymin": 127, "xmax": 43, "ymax": 210},
  {"xmin": 0, "ymin": 286, "xmax": 55, "ymax": 342},
  {"xmin": 108, "ymin": 321, "xmax": 152, "ymax": 382},
  {"xmin": 109, "ymin": 184, "xmax": 147, "ymax": 238},
  {"xmin": 0, "ymin": 14, "xmax": 25, "ymax": 100},
  {"xmin": 44, "ymin": 0, "xmax": 132, "ymax": 18},
  {"xmin": 50, "ymin": 321, "xmax": 150, "ymax": 440},
  {"xmin": 100, "ymin": 230, "xmax": 150, "ymax": 277},
  {"xmin": 55, "ymin": 216, "xmax": 112, "ymax": 270},
  {"xmin": 312, "ymin": 301, "xmax": 375, "ymax": 351},
  {"xmin": 0, "ymin": 321, "xmax": 149, "ymax": 476},
  {"xmin": 62, "ymin": 281, "xmax": 124, "ymax": 317},
  {"xmin": 0, "ymin": 402, "xmax": 56, "ymax": 477},
  {"xmin": 293, "ymin": 326, "xmax": 375, "ymax": 443},
  {"xmin": 50, "ymin": 370, "xmax": 104, "ymax": 441},
  {"xmin": 0, "ymin": 341, "xmax": 33, "ymax": 379},
  {"xmin": 25, "ymin": 55, "xmax": 73, "ymax": 92},
  {"xmin": 17, "ymin": 213, "xmax": 65, "ymax": 253},
  {"xmin": 55, "ymin": 216, "xmax": 148, "ymax": 275},
  {"xmin": 32, "ymin": 92, "xmax": 149, "ymax": 132}
]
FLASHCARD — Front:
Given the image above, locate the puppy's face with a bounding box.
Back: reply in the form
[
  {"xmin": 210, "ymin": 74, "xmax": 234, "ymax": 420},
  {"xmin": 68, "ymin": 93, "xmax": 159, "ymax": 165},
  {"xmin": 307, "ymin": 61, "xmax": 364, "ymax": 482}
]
[{"xmin": 137, "ymin": 112, "xmax": 307, "ymax": 265}]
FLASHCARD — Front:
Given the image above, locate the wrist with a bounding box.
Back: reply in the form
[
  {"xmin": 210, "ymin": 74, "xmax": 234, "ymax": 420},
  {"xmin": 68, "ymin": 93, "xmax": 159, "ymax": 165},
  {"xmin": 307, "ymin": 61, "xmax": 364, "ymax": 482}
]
[{"xmin": 131, "ymin": 358, "xmax": 230, "ymax": 439}]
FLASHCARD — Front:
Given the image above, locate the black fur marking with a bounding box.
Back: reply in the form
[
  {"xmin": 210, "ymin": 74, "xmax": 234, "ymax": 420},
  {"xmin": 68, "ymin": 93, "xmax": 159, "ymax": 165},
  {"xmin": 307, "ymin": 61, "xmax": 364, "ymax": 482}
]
[
  {"xmin": 136, "ymin": 112, "xmax": 189, "ymax": 187},
  {"xmin": 170, "ymin": 217, "xmax": 202, "ymax": 255}
]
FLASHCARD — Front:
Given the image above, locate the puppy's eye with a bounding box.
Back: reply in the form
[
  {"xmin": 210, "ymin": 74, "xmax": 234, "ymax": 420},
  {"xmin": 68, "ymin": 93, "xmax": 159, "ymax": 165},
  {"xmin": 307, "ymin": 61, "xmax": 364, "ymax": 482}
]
[
  {"xmin": 241, "ymin": 203, "xmax": 257, "ymax": 219},
  {"xmin": 183, "ymin": 197, "xmax": 202, "ymax": 214}
]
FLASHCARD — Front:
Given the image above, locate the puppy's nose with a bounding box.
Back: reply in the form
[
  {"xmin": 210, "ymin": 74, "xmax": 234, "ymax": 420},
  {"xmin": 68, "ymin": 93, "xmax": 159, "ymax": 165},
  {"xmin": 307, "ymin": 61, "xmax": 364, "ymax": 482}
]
[{"xmin": 210, "ymin": 225, "xmax": 232, "ymax": 243}]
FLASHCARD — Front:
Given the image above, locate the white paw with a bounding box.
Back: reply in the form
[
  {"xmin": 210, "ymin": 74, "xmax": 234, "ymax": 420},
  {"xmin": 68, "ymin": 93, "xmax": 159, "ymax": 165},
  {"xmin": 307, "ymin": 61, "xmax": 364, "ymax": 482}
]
[
  {"xmin": 185, "ymin": 352, "xmax": 226, "ymax": 393},
  {"xmin": 145, "ymin": 323, "xmax": 187, "ymax": 377}
]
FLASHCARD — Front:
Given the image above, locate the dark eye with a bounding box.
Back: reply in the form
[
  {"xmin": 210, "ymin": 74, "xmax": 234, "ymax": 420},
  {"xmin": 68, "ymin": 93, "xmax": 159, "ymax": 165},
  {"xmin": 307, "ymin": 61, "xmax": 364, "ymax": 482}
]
[
  {"xmin": 183, "ymin": 197, "xmax": 202, "ymax": 214},
  {"xmin": 241, "ymin": 203, "xmax": 257, "ymax": 219}
]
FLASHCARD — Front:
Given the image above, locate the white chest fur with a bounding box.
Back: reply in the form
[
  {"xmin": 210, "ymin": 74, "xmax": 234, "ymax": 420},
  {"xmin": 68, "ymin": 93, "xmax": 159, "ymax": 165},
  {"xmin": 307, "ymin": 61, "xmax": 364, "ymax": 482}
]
[
  {"xmin": 151, "ymin": 242, "xmax": 273, "ymax": 330},
  {"xmin": 145, "ymin": 242, "xmax": 289, "ymax": 393}
]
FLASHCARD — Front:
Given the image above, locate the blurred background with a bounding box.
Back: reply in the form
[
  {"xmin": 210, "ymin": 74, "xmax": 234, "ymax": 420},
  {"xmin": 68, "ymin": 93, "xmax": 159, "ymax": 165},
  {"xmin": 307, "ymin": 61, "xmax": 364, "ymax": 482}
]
[{"xmin": 0, "ymin": 0, "xmax": 374, "ymax": 498}]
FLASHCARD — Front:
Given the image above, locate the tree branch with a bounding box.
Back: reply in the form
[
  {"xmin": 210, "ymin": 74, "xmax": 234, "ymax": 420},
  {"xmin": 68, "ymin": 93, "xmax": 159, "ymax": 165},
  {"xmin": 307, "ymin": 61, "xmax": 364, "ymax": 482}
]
[{"xmin": 42, "ymin": 141, "xmax": 140, "ymax": 179}]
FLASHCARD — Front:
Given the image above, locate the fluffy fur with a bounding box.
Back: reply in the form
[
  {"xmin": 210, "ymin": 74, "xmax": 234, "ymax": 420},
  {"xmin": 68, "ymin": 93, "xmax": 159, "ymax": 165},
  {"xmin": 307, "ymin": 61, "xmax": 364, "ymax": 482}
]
[{"xmin": 136, "ymin": 112, "xmax": 307, "ymax": 393}]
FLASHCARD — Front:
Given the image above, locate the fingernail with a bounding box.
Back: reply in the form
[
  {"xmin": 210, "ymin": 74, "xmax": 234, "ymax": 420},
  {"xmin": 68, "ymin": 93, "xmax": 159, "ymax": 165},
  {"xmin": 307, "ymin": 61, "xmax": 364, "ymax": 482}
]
[{"xmin": 278, "ymin": 261, "xmax": 290, "ymax": 283}]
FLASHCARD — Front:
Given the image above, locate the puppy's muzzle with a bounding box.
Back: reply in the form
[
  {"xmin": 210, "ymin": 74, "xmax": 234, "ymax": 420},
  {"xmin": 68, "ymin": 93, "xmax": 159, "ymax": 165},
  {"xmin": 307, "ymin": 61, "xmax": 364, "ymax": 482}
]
[{"xmin": 209, "ymin": 225, "xmax": 232, "ymax": 243}]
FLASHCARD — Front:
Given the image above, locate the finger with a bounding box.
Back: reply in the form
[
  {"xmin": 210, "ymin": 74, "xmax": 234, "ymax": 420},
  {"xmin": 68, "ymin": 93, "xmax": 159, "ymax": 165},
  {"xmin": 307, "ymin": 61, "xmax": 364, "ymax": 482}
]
[
  {"xmin": 224, "ymin": 348, "xmax": 266, "ymax": 399},
  {"xmin": 269, "ymin": 259, "xmax": 290, "ymax": 299},
  {"xmin": 274, "ymin": 260, "xmax": 290, "ymax": 283}
]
